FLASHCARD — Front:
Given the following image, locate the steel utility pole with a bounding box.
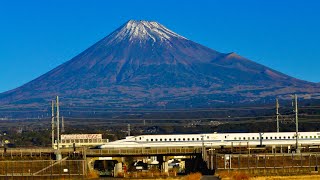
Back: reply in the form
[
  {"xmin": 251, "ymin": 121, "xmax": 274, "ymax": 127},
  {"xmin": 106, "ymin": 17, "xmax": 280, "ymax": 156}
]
[
  {"xmin": 61, "ymin": 116, "xmax": 65, "ymax": 133},
  {"xmin": 201, "ymin": 135, "xmax": 205, "ymax": 160},
  {"xmin": 51, "ymin": 100, "xmax": 55, "ymax": 149},
  {"xmin": 276, "ymin": 98, "xmax": 280, "ymax": 133},
  {"xmin": 56, "ymin": 96, "xmax": 60, "ymax": 151},
  {"xmin": 127, "ymin": 124, "xmax": 131, "ymax": 136},
  {"xmin": 294, "ymin": 94, "xmax": 300, "ymax": 153}
]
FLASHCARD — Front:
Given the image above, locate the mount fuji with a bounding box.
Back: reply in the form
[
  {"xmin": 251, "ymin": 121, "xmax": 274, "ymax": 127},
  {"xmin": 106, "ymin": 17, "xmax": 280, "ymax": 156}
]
[{"xmin": 1, "ymin": 20, "xmax": 319, "ymax": 108}]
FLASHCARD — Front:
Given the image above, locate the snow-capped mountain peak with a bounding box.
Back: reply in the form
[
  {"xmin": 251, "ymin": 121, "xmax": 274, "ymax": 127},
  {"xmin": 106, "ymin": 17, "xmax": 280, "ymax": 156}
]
[
  {"xmin": 1, "ymin": 20, "xmax": 318, "ymax": 109},
  {"xmin": 109, "ymin": 20, "xmax": 187, "ymax": 43}
]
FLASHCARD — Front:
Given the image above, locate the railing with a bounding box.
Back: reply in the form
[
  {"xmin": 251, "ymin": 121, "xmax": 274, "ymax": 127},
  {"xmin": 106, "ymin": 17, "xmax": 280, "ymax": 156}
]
[
  {"xmin": 0, "ymin": 148, "xmax": 85, "ymax": 159},
  {"xmin": 215, "ymin": 153, "xmax": 320, "ymax": 170},
  {"xmin": 0, "ymin": 147, "xmax": 202, "ymax": 157},
  {"xmin": 86, "ymin": 147, "xmax": 202, "ymax": 156},
  {"xmin": 0, "ymin": 160, "xmax": 86, "ymax": 178}
]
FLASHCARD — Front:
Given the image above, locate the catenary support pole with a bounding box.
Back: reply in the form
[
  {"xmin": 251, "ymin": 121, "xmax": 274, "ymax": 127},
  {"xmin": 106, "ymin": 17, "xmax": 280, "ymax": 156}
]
[
  {"xmin": 276, "ymin": 98, "xmax": 279, "ymax": 133},
  {"xmin": 51, "ymin": 100, "xmax": 55, "ymax": 149},
  {"xmin": 295, "ymin": 94, "xmax": 300, "ymax": 153},
  {"xmin": 128, "ymin": 124, "xmax": 131, "ymax": 136},
  {"xmin": 61, "ymin": 116, "xmax": 65, "ymax": 133},
  {"xmin": 56, "ymin": 96, "xmax": 60, "ymax": 151}
]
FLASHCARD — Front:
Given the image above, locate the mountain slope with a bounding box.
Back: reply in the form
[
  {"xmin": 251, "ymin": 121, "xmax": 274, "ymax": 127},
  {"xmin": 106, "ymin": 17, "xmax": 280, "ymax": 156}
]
[{"xmin": 1, "ymin": 20, "xmax": 319, "ymax": 108}]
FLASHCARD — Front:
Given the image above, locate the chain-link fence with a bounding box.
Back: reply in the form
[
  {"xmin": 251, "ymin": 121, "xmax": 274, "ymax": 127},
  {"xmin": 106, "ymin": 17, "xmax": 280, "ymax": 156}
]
[{"xmin": 0, "ymin": 160, "xmax": 86, "ymax": 179}]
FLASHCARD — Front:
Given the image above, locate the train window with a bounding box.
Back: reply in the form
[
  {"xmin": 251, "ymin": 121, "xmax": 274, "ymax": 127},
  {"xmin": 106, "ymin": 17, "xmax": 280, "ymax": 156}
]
[
  {"xmin": 310, "ymin": 136, "xmax": 313, "ymax": 138},
  {"xmin": 252, "ymin": 137, "xmax": 255, "ymax": 140},
  {"xmin": 261, "ymin": 137, "xmax": 263, "ymax": 139},
  {"xmin": 279, "ymin": 137, "xmax": 281, "ymax": 139},
  {"xmin": 266, "ymin": 137, "xmax": 268, "ymax": 139},
  {"xmin": 192, "ymin": 138, "xmax": 194, "ymax": 141},
  {"xmin": 197, "ymin": 138, "xmax": 199, "ymax": 141},
  {"xmin": 187, "ymin": 138, "xmax": 190, "ymax": 141},
  {"xmin": 207, "ymin": 136, "xmax": 209, "ymax": 139},
  {"xmin": 174, "ymin": 138, "xmax": 176, "ymax": 141},
  {"xmin": 155, "ymin": 139, "xmax": 158, "ymax": 141},
  {"xmin": 239, "ymin": 137, "xmax": 241, "ymax": 140},
  {"xmin": 169, "ymin": 138, "xmax": 171, "ymax": 141},
  {"xmin": 248, "ymin": 137, "xmax": 250, "ymax": 140},
  {"xmin": 146, "ymin": 139, "xmax": 149, "ymax": 141},
  {"xmin": 183, "ymin": 138, "xmax": 185, "ymax": 141},
  {"xmin": 275, "ymin": 137, "xmax": 277, "ymax": 139},
  {"xmin": 160, "ymin": 139, "xmax": 162, "ymax": 141},
  {"xmin": 135, "ymin": 138, "xmax": 137, "ymax": 141},
  {"xmin": 315, "ymin": 136, "xmax": 317, "ymax": 138},
  {"xmin": 318, "ymin": 136, "xmax": 320, "ymax": 138},
  {"xmin": 178, "ymin": 138, "xmax": 181, "ymax": 141},
  {"xmin": 257, "ymin": 137, "xmax": 259, "ymax": 140},
  {"xmin": 151, "ymin": 139, "xmax": 153, "ymax": 141},
  {"xmin": 164, "ymin": 139, "xmax": 167, "ymax": 141},
  {"xmin": 292, "ymin": 136, "xmax": 294, "ymax": 138},
  {"xmin": 234, "ymin": 137, "xmax": 237, "ymax": 140},
  {"xmin": 288, "ymin": 136, "xmax": 290, "ymax": 139},
  {"xmin": 225, "ymin": 136, "xmax": 227, "ymax": 139},
  {"xmin": 270, "ymin": 137, "xmax": 272, "ymax": 139},
  {"xmin": 283, "ymin": 137, "xmax": 286, "ymax": 139},
  {"xmin": 243, "ymin": 137, "xmax": 246, "ymax": 140}
]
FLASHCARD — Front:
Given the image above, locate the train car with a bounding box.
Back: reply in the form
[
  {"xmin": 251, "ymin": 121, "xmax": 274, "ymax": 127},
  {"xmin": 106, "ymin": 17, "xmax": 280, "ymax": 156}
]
[{"xmin": 98, "ymin": 131, "xmax": 320, "ymax": 149}]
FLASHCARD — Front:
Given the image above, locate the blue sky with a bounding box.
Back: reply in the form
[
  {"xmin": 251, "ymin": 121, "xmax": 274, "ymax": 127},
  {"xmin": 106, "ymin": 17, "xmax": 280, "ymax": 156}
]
[{"xmin": 0, "ymin": 0, "xmax": 319, "ymax": 93}]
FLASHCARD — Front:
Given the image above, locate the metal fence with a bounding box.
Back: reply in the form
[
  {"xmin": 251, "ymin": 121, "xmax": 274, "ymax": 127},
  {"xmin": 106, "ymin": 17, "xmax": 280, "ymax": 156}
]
[
  {"xmin": 87, "ymin": 147, "xmax": 202, "ymax": 156},
  {"xmin": 216, "ymin": 153, "xmax": 320, "ymax": 170},
  {"xmin": 0, "ymin": 160, "xmax": 86, "ymax": 179}
]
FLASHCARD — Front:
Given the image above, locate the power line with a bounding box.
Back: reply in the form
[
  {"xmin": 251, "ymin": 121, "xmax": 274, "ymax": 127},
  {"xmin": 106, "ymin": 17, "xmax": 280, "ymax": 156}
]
[
  {"xmin": 61, "ymin": 115, "xmax": 276, "ymax": 121},
  {"xmin": 1, "ymin": 104, "xmax": 320, "ymax": 114},
  {"xmin": 2, "ymin": 113, "xmax": 319, "ymax": 122}
]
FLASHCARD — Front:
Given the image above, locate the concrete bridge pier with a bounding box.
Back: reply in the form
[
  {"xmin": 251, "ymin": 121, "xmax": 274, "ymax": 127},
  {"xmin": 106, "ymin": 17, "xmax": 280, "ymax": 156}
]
[
  {"xmin": 114, "ymin": 162, "xmax": 123, "ymax": 177},
  {"xmin": 272, "ymin": 145, "xmax": 276, "ymax": 154},
  {"xmin": 157, "ymin": 155, "xmax": 164, "ymax": 171}
]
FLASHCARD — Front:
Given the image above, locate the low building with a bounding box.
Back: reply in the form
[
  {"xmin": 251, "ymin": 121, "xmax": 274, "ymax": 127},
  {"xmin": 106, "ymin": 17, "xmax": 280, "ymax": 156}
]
[{"xmin": 55, "ymin": 134, "xmax": 108, "ymax": 149}]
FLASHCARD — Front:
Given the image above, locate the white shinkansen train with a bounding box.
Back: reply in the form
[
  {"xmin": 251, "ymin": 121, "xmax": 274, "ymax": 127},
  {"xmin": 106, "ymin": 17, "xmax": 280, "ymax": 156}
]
[{"xmin": 98, "ymin": 132, "xmax": 320, "ymax": 149}]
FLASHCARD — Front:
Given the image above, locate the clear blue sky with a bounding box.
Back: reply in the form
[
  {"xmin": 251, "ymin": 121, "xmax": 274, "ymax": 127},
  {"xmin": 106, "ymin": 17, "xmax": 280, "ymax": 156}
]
[{"xmin": 1, "ymin": 0, "xmax": 320, "ymax": 93}]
